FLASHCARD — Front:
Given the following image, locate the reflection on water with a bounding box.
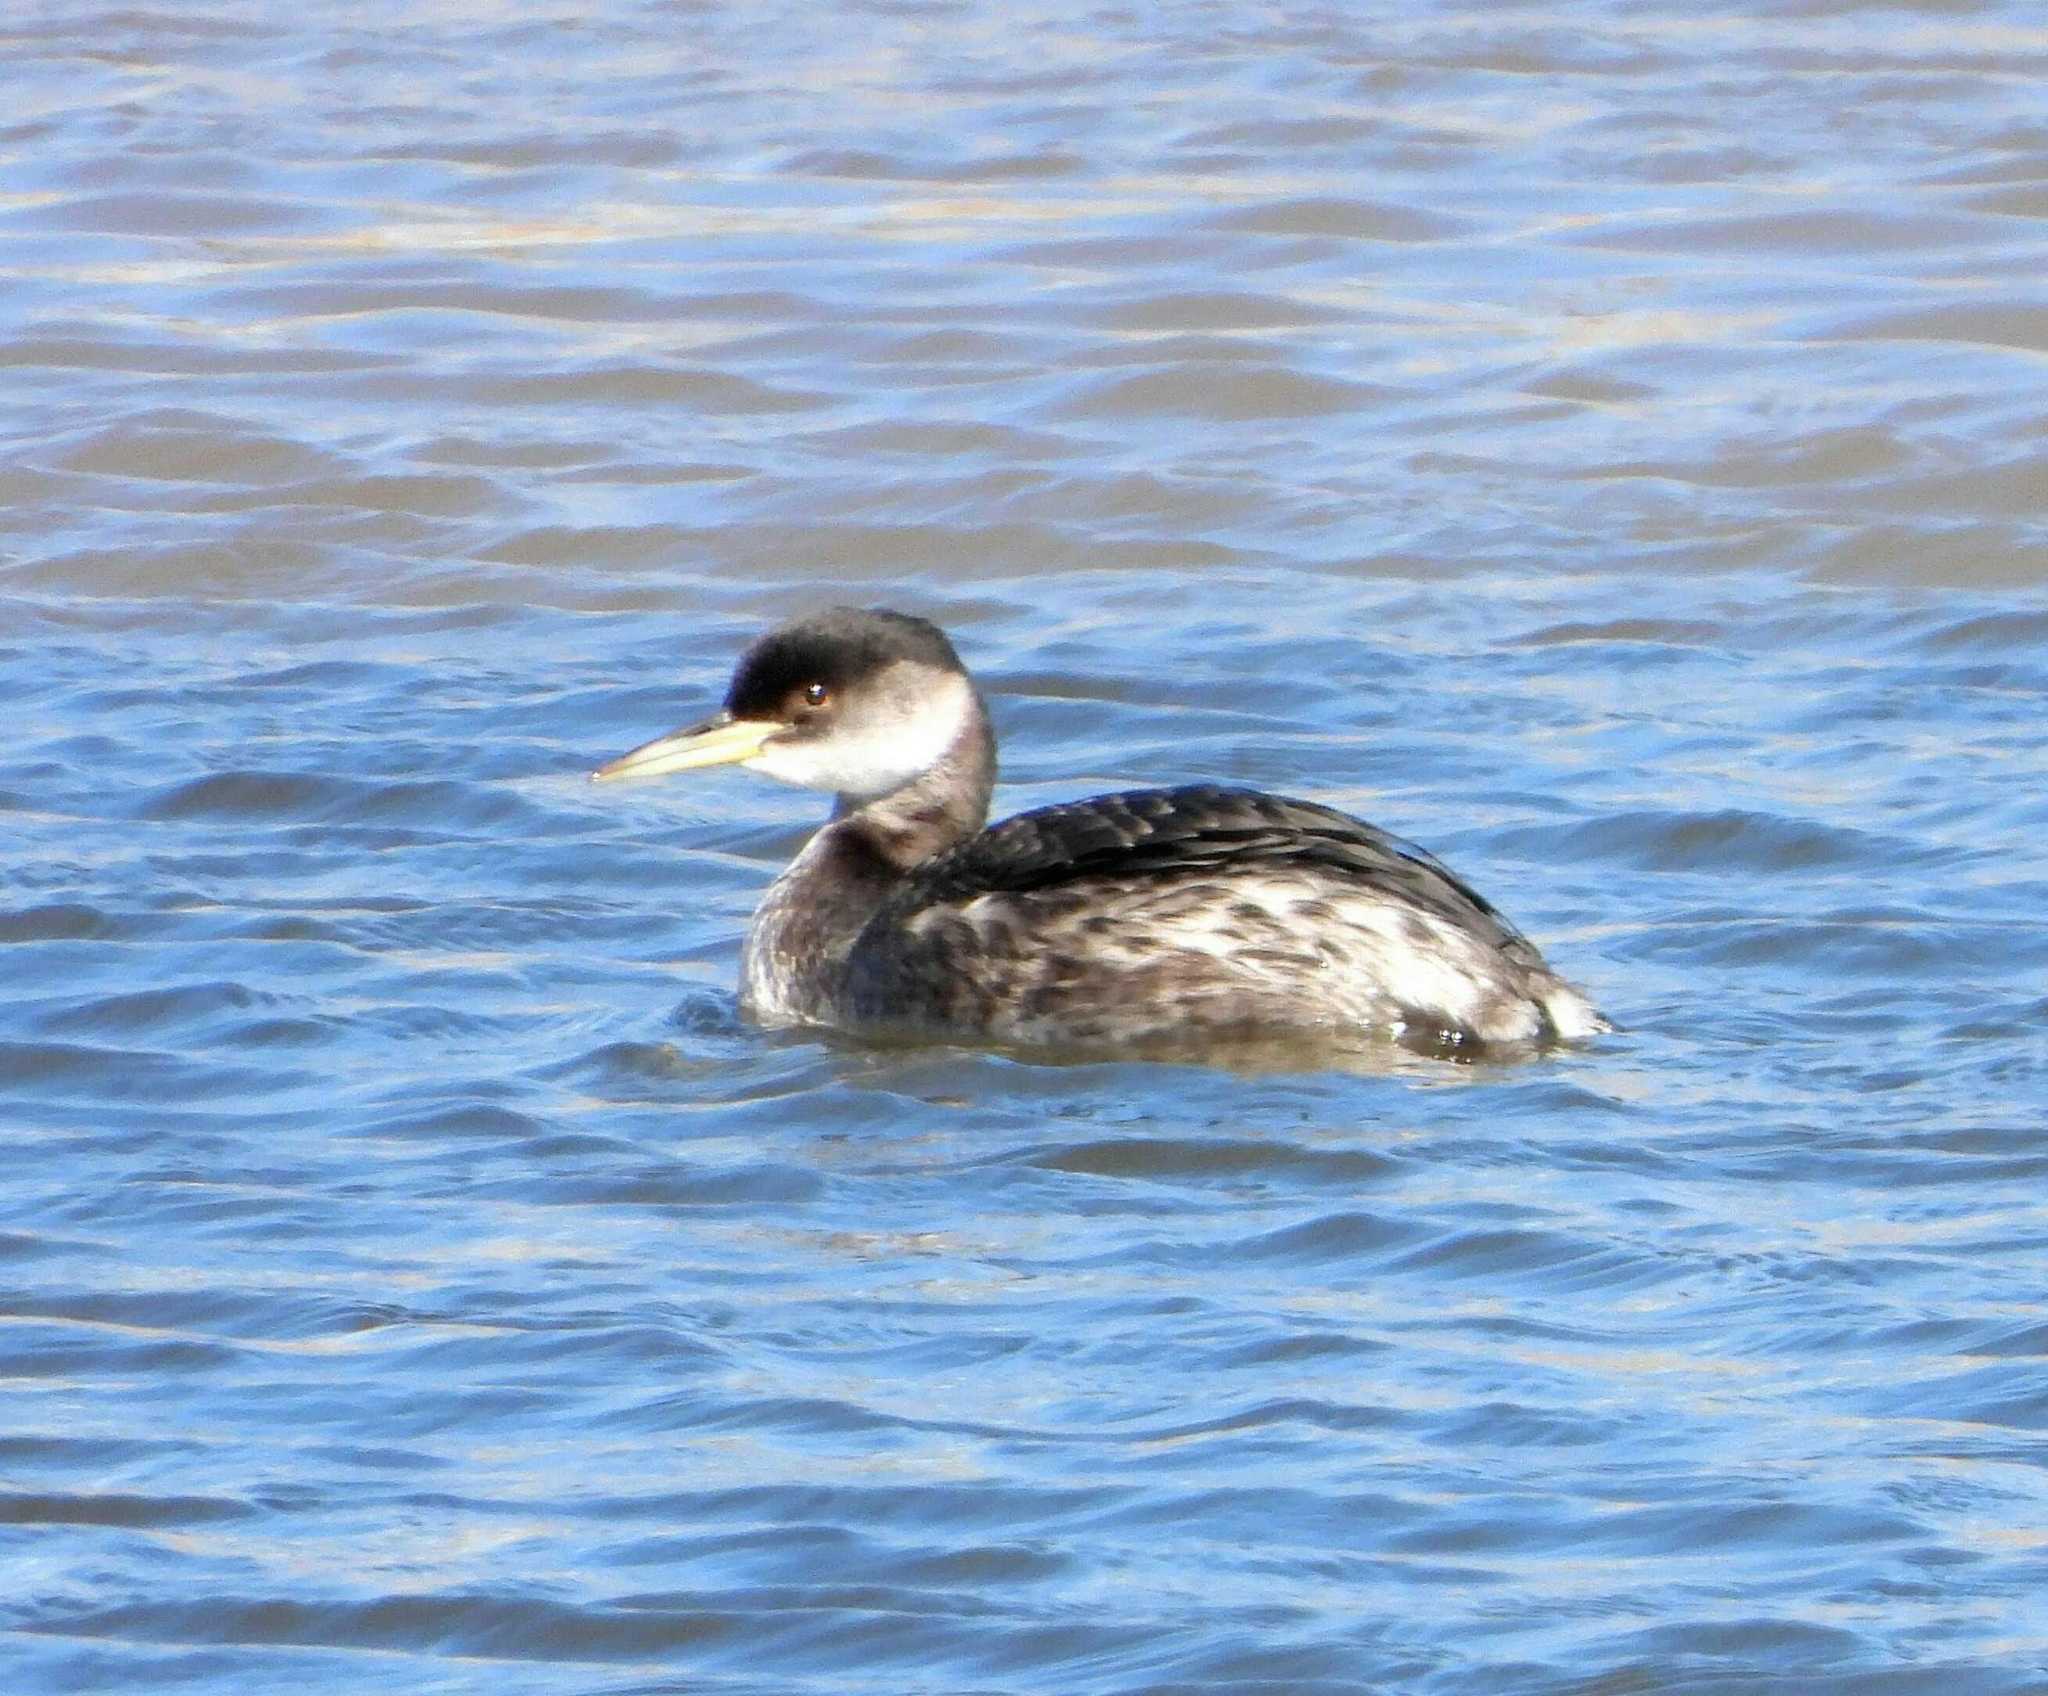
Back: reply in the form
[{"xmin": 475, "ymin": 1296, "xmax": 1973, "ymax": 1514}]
[{"xmin": 4, "ymin": 2, "xmax": 2048, "ymax": 1692}]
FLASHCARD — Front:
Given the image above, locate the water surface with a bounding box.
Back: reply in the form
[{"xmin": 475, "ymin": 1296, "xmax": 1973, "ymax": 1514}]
[{"xmin": 4, "ymin": 3, "xmax": 2048, "ymax": 1691}]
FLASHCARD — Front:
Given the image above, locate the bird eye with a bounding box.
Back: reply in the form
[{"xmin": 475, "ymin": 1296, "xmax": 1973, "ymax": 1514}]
[{"xmin": 802, "ymin": 682, "xmax": 830, "ymax": 707}]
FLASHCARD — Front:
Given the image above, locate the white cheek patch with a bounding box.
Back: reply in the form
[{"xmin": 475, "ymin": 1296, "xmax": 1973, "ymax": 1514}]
[{"xmin": 743, "ymin": 665, "xmax": 975, "ymax": 799}]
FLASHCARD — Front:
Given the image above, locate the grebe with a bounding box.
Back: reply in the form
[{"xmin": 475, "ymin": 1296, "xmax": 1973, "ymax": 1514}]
[{"xmin": 594, "ymin": 608, "xmax": 1604, "ymax": 1053}]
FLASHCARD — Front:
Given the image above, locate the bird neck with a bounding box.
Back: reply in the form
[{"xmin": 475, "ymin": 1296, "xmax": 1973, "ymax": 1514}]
[
  {"xmin": 832, "ymin": 705, "xmax": 995, "ymax": 871},
  {"xmin": 739, "ymin": 705, "xmax": 994, "ymax": 1026}
]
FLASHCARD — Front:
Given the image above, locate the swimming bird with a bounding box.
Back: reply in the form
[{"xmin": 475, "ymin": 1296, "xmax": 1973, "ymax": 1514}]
[{"xmin": 594, "ymin": 607, "xmax": 1603, "ymax": 1053}]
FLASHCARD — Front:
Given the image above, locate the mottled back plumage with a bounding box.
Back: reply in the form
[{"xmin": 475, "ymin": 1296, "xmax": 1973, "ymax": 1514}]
[
  {"xmin": 891, "ymin": 784, "xmax": 1534, "ymax": 953},
  {"xmin": 829, "ymin": 784, "xmax": 1580, "ymax": 1049}
]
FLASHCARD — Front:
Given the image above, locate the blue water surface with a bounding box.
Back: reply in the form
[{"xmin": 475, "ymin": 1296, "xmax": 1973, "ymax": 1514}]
[{"xmin": 3, "ymin": 3, "xmax": 2047, "ymax": 1691}]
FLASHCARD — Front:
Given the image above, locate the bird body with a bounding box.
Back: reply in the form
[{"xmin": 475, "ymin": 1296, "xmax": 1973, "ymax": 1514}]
[{"xmin": 595, "ymin": 608, "xmax": 1603, "ymax": 1055}]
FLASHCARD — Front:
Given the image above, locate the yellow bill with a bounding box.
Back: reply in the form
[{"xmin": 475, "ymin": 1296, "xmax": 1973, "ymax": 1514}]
[{"xmin": 591, "ymin": 713, "xmax": 778, "ymax": 783}]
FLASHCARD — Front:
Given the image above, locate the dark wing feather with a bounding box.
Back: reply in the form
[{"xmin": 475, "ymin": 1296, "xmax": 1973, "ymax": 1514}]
[{"xmin": 890, "ymin": 784, "xmax": 1537, "ymax": 958}]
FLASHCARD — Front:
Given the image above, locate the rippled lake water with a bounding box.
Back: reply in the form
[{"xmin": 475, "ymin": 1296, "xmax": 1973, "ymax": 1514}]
[{"xmin": 5, "ymin": 3, "xmax": 2048, "ymax": 1691}]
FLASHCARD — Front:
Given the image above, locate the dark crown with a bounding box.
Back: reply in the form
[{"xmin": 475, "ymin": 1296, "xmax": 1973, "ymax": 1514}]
[{"xmin": 726, "ymin": 607, "xmax": 966, "ymax": 716}]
